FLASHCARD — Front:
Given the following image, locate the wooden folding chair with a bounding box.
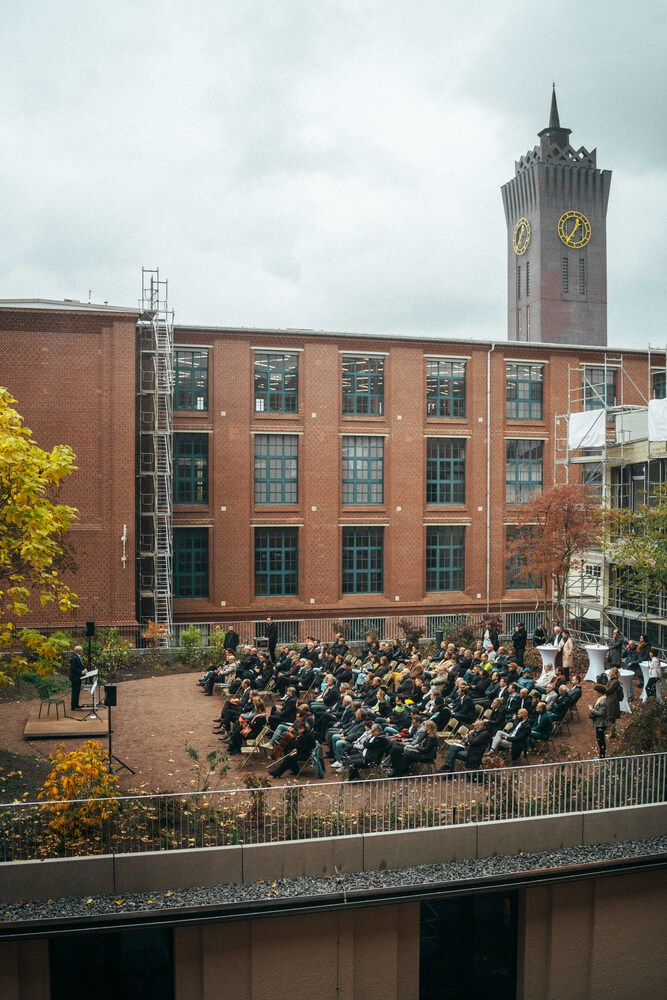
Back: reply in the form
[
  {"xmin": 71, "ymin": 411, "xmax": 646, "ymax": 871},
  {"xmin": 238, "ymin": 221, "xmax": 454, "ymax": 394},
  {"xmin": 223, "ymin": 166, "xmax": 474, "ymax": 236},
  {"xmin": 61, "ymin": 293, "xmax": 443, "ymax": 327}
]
[{"xmin": 239, "ymin": 725, "xmax": 269, "ymax": 769}]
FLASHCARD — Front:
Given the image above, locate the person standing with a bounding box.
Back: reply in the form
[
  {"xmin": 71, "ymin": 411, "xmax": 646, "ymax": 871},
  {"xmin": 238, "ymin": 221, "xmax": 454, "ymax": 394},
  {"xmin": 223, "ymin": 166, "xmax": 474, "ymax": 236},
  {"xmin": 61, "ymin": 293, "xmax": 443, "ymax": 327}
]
[
  {"xmin": 69, "ymin": 645, "xmax": 86, "ymax": 711},
  {"xmin": 265, "ymin": 617, "xmax": 278, "ymax": 663},
  {"xmin": 223, "ymin": 627, "xmax": 240, "ymax": 654},
  {"xmin": 512, "ymin": 623, "xmax": 528, "ymax": 668},
  {"xmin": 589, "ymin": 689, "xmax": 609, "ymax": 759},
  {"xmin": 647, "ymin": 648, "xmax": 664, "ymax": 699}
]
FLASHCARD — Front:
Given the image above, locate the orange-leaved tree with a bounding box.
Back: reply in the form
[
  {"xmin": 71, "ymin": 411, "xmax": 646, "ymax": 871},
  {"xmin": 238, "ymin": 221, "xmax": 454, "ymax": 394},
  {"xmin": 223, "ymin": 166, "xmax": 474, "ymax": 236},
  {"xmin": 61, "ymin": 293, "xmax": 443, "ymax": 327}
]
[
  {"xmin": 505, "ymin": 483, "xmax": 602, "ymax": 621},
  {"xmin": 39, "ymin": 740, "xmax": 119, "ymax": 839}
]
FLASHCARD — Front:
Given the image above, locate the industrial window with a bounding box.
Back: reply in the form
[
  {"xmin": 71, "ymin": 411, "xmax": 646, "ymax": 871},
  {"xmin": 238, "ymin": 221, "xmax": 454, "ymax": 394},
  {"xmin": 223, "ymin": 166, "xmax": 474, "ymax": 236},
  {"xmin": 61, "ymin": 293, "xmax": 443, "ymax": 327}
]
[
  {"xmin": 254, "ymin": 527, "xmax": 298, "ymax": 596},
  {"xmin": 174, "ymin": 349, "xmax": 208, "ymax": 411},
  {"xmin": 505, "ymin": 439, "xmax": 543, "ymax": 503},
  {"xmin": 342, "ymin": 436, "xmax": 384, "ymax": 504},
  {"xmin": 254, "ymin": 434, "xmax": 298, "ymax": 504},
  {"xmin": 582, "ymin": 460, "xmax": 604, "ymax": 498},
  {"xmin": 517, "ymin": 265, "xmax": 521, "ymax": 300},
  {"xmin": 505, "ymin": 525, "xmax": 535, "ymax": 590},
  {"xmin": 426, "ymin": 438, "xmax": 466, "ymax": 504},
  {"xmin": 426, "ymin": 360, "xmax": 466, "ymax": 418},
  {"xmin": 506, "ymin": 363, "xmax": 543, "ymax": 420},
  {"xmin": 584, "ymin": 366, "xmax": 617, "ymax": 410},
  {"xmin": 585, "ymin": 563, "xmax": 602, "ymax": 578},
  {"xmin": 420, "ymin": 894, "xmax": 518, "ymax": 1000},
  {"xmin": 342, "ymin": 526, "xmax": 384, "ymax": 594},
  {"xmin": 579, "ymin": 258, "xmax": 586, "ymax": 294},
  {"xmin": 254, "ymin": 352, "xmax": 299, "ymax": 413},
  {"xmin": 342, "ymin": 356, "xmax": 384, "ymax": 416},
  {"xmin": 562, "ymin": 256, "xmax": 569, "ymax": 293},
  {"xmin": 173, "ymin": 528, "xmax": 209, "ymax": 598},
  {"xmin": 526, "ymin": 261, "xmax": 530, "ymax": 296},
  {"xmin": 426, "ymin": 525, "xmax": 465, "ymax": 592},
  {"xmin": 653, "ymin": 371, "xmax": 666, "ymax": 399},
  {"xmin": 174, "ymin": 434, "xmax": 208, "ymax": 504},
  {"xmin": 50, "ymin": 927, "xmax": 174, "ymax": 1000}
]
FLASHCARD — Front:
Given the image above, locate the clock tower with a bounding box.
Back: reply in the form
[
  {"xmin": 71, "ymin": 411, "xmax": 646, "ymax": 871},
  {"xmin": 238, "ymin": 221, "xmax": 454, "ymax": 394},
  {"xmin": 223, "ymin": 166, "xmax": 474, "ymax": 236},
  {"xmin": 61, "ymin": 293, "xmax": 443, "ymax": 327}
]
[{"xmin": 501, "ymin": 88, "xmax": 612, "ymax": 346}]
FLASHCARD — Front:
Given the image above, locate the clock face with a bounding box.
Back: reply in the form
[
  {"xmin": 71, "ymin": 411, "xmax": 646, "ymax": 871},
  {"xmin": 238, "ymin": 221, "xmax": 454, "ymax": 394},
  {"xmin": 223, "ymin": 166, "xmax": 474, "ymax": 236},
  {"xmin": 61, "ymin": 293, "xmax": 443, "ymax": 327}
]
[
  {"xmin": 558, "ymin": 210, "xmax": 592, "ymax": 248},
  {"xmin": 513, "ymin": 217, "xmax": 530, "ymax": 255}
]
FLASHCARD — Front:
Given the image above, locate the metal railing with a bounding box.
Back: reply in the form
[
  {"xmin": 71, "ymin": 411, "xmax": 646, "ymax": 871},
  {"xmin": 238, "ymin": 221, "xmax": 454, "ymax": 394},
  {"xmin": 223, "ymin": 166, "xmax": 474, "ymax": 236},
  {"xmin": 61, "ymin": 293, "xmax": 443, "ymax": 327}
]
[{"xmin": 2, "ymin": 753, "xmax": 665, "ymax": 863}]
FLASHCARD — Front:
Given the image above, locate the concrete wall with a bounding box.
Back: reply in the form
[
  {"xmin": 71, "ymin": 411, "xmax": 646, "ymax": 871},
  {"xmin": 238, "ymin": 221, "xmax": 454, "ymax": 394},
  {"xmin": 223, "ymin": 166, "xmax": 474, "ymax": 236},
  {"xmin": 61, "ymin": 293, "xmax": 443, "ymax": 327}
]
[
  {"xmin": 2, "ymin": 803, "xmax": 665, "ymax": 904},
  {"xmin": 519, "ymin": 868, "xmax": 666, "ymax": 1000},
  {"xmin": 174, "ymin": 903, "xmax": 421, "ymax": 1000}
]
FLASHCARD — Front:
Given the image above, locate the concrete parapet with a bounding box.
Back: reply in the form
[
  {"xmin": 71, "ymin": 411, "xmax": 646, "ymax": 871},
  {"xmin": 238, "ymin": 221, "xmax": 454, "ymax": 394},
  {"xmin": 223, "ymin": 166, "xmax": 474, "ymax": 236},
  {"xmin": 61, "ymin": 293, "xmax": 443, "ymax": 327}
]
[
  {"xmin": 477, "ymin": 813, "xmax": 584, "ymax": 859},
  {"xmin": 241, "ymin": 835, "xmax": 364, "ymax": 883},
  {"xmin": 114, "ymin": 845, "xmax": 243, "ymax": 894},
  {"xmin": 363, "ymin": 825, "xmax": 477, "ymax": 872},
  {"xmin": 0, "ymin": 855, "xmax": 115, "ymax": 904},
  {"xmin": 581, "ymin": 803, "xmax": 667, "ymax": 846}
]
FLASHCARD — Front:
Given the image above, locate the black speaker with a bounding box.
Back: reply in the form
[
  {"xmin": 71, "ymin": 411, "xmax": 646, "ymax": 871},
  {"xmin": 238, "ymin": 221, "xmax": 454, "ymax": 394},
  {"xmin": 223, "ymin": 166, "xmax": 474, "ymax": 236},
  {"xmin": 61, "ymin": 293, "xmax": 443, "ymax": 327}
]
[
  {"xmin": 86, "ymin": 620, "xmax": 96, "ymax": 637},
  {"xmin": 435, "ymin": 630, "xmax": 444, "ymax": 648},
  {"xmin": 104, "ymin": 683, "xmax": 117, "ymax": 707}
]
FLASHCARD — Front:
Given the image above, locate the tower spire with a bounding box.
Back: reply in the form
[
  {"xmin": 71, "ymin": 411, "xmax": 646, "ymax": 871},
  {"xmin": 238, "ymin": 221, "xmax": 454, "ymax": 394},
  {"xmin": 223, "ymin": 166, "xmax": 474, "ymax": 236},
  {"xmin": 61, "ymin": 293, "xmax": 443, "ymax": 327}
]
[
  {"xmin": 549, "ymin": 83, "xmax": 560, "ymax": 129},
  {"xmin": 537, "ymin": 84, "xmax": 571, "ymax": 147}
]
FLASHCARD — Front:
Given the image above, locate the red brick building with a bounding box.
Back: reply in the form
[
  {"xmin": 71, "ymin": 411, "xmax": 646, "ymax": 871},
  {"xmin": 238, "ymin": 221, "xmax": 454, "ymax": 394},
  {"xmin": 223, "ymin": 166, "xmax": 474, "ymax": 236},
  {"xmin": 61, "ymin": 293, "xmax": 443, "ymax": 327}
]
[{"xmin": 1, "ymin": 299, "xmax": 657, "ymax": 632}]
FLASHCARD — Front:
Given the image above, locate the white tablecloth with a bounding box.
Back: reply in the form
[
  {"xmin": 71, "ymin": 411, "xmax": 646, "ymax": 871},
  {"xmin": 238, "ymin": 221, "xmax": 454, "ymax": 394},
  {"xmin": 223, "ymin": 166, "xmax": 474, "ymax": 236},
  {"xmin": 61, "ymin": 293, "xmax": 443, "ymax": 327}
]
[{"xmin": 584, "ymin": 645, "xmax": 609, "ymax": 684}]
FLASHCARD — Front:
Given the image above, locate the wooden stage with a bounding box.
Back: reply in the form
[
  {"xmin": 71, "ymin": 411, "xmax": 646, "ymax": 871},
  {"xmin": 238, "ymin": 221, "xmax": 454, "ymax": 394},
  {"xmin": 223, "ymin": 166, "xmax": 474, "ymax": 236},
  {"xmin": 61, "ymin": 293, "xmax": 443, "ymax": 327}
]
[{"xmin": 23, "ymin": 703, "xmax": 109, "ymax": 740}]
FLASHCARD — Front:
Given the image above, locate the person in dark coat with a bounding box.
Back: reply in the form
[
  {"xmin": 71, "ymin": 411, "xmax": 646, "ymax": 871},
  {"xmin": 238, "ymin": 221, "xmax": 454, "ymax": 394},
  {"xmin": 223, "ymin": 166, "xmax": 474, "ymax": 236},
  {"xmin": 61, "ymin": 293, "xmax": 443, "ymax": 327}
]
[
  {"xmin": 512, "ymin": 623, "xmax": 528, "ymax": 668},
  {"xmin": 439, "ymin": 719, "xmax": 492, "ymax": 773},
  {"xmin": 594, "ymin": 667, "xmax": 621, "ymax": 737},
  {"xmin": 607, "ymin": 629, "xmax": 623, "ymax": 669},
  {"xmin": 69, "ymin": 645, "xmax": 86, "ymax": 711},
  {"xmin": 268, "ymin": 722, "xmax": 317, "ymax": 778},
  {"xmin": 345, "ymin": 725, "xmax": 391, "ymax": 780},
  {"xmin": 265, "ymin": 618, "xmax": 279, "ymax": 663},
  {"xmin": 223, "ymin": 628, "xmax": 240, "ymax": 653}
]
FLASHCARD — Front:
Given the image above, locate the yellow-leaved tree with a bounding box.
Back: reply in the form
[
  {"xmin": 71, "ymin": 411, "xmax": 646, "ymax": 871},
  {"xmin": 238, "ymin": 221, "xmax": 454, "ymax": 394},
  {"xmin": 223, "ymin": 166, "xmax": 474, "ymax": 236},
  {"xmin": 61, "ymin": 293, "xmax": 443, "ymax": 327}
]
[{"xmin": 0, "ymin": 387, "xmax": 78, "ymax": 686}]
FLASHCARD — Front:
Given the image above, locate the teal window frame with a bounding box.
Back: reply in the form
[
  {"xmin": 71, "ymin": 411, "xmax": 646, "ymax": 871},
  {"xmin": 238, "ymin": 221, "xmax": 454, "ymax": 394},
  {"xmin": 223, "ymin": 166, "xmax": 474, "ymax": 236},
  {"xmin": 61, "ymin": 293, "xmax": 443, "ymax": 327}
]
[
  {"xmin": 505, "ymin": 526, "xmax": 536, "ymax": 590},
  {"xmin": 254, "ymin": 434, "xmax": 298, "ymax": 504},
  {"xmin": 254, "ymin": 352, "xmax": 299, "ymax": 413},
  {"xmin": 254, "ymin": 527, "xmax": 298, "ymax": 596},
  {"xmin": 584, "ymin": 366, "xmax": 617, "ymax": 410},
  {"xmin": 426, "ymin": 526, "xmax": 465, "ymax": 592},
  {"xmin": 426, "ymin": 438, "xmax": 466, "ymax": 504},
  {"xmin": 505, "ymin": 439, "xmax": 543, "ymax": 503},
  {"xmin": 342, "ymin": 526, "xmax": 384, "ymax": 594},
  {"xmin": 173, "ymin": 528, "xmax": 209, "ymax": 598},
  {"xmin": 426, "ymin": 360, "xmax": 466, "ymax": 418},
  {"xmin": 342, "ymin": 356, "xmax": 384, "ymax": 416},
  {"xmin": 174, "ymin": 434, "xmax": 208, "ymax": 504},
  {"xmin": 342, "ymin": 436, "xmax": 384, "ymax": 504},
  {"xmin": 506, "ymin": 363, "xmax": 543, "ymax": 420},
  {"xmin": 174, "ymin": 350, "xmax": 208, "ymax": 411}
]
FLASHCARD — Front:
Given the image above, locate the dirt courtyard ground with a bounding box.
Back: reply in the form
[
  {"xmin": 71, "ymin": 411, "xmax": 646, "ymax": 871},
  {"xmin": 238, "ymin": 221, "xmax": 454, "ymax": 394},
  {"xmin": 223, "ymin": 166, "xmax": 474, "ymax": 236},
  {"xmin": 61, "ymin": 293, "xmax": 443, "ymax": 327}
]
[{"xmin": 0, "ymin": 671, "xmax": 629, "ymax": 798}]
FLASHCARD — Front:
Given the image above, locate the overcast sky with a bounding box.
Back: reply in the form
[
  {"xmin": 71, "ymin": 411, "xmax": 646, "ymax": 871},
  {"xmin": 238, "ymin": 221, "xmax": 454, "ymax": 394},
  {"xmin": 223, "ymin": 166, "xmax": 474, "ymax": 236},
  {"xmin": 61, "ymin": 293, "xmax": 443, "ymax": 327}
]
[{"xmin": 1, "ymin": 1, "xmax": 665, "ymax": 349}]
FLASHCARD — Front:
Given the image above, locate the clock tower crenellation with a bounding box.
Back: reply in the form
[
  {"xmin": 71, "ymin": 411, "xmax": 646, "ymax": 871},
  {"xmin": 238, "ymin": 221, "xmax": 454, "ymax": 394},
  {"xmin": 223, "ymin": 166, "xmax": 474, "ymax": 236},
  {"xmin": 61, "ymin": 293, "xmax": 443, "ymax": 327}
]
[{"xmin": 501, "ymin": 87, "xmax": 612, "ymax": 346}]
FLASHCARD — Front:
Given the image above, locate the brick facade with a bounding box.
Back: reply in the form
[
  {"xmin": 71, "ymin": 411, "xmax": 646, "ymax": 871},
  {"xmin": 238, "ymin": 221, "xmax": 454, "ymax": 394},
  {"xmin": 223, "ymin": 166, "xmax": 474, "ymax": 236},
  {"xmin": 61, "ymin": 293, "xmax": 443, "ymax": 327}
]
[
  {"xmin": 0, "ymin": 304, "xmax": 139, "ymax": 627},
  {"xmin": 0, "ymin": 302, "xmax": 654, "ymax": 628}
]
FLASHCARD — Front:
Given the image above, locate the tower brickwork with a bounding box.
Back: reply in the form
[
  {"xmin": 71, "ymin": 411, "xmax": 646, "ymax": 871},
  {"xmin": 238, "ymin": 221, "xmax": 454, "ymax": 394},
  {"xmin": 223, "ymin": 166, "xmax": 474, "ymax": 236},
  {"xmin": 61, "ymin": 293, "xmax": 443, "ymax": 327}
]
[{"xmin": 502, "ymin": 88, "xmax": 612, "ymax": 346}]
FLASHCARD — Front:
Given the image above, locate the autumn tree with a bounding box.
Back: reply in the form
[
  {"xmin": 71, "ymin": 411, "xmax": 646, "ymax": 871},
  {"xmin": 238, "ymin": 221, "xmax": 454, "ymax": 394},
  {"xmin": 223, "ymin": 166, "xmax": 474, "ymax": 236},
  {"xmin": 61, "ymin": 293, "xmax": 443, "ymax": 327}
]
[
  {"xmin": 505, "ymin": 483, "xmax": 602, "ymax": 621},
  {"xmin": 604, "ymin": 483, "xmax": 667, "ymax": 626},
  {"xmin": 0, "ymin": 388, "xmax": 78, "ymax": 685}
]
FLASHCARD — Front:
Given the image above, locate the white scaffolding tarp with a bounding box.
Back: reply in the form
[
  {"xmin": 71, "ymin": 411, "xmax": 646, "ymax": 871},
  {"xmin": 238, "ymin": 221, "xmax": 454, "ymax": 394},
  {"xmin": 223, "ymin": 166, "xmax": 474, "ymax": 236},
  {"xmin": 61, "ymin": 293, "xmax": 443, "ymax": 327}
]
[
  {"xmin": 568, "ymin": 409, "xmax": 606, "ymax": 450},
  {"xmin": 648, "ymin": 397, "xmax": 667, "ymax": 441}
]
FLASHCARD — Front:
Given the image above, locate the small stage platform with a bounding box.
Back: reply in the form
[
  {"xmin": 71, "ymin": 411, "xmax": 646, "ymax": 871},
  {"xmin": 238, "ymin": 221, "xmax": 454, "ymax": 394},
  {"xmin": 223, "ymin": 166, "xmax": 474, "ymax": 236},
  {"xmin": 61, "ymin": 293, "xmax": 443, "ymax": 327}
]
[{"xmin": 23, "ymin": 703, "xmax": 109, "ymax": 740}]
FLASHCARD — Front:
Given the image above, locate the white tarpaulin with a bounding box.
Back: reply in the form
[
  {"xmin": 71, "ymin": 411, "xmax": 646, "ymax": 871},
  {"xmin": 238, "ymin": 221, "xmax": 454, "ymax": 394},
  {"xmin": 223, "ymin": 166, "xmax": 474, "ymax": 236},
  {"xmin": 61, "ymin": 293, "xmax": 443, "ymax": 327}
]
[
  {"xmin": 648, "ymin": 397, "xmax": 667, "ymax": 441},
  {"xmin": 568, "ymin": 409, "xmax": 606, "ymax": 450}
]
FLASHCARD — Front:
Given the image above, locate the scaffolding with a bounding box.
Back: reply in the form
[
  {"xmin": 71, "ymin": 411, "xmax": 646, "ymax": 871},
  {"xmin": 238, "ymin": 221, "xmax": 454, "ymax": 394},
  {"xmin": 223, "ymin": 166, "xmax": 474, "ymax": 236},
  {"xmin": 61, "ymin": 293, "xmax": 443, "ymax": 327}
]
[
  {"xmin": 137, "ymin": 268, "xmax": 174, "ymax": 643},
  {"xmin": 556, "ymin": 349, "xmax": 667, "ymax": 651}
]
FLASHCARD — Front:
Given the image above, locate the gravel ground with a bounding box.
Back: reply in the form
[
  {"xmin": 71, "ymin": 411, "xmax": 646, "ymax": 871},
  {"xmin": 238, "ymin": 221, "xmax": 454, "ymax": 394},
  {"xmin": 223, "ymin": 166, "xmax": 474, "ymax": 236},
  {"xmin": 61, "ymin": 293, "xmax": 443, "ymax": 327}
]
[{"xmin": 3, "ymin": 836, "xmax": 666, "ymax": 928}]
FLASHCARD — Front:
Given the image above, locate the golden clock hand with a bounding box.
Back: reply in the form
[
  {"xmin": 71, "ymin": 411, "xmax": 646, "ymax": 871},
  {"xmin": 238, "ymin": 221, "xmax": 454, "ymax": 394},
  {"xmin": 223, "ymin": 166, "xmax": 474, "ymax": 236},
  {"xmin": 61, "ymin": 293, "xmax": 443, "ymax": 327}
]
[{"xmin": 565, "ymin": 219, "xmax": 581, "ymax": 245}]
